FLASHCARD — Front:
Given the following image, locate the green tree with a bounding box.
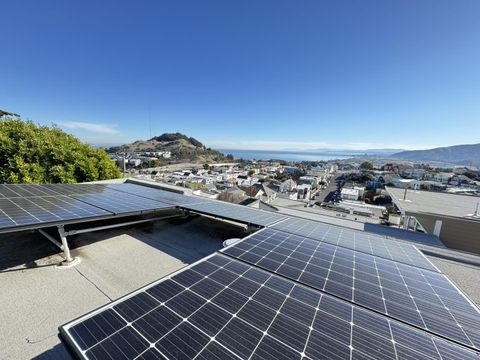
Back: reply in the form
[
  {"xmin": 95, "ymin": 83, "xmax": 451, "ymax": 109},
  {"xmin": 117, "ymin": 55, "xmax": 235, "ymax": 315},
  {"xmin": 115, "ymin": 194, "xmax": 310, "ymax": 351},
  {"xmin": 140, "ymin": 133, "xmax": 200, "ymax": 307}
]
[
  {"xmin": 360, "ymin": 161, "xmax": 374, "ymax": 170},
  {"xmin": 0, "ymin": 117, "xmax": 121, "ymax": 183}
]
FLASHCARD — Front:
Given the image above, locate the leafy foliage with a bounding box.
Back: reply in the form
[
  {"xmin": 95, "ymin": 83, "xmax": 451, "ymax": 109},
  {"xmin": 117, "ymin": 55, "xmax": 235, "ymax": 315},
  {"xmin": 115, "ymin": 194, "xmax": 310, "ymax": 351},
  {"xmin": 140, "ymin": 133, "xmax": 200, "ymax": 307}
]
[
  {"xmin": 0, "ymin": 117, "xmax": 121, "ymax": 183},
  {"xmin": 359, "ymin": 161, "xmax": 374, "ymax": 170}
]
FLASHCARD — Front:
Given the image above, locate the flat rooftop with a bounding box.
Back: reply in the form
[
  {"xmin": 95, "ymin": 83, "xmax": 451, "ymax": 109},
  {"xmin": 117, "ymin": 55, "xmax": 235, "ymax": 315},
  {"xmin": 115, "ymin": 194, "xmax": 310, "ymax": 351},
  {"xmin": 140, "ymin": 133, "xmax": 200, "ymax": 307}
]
[
  {"xmin": 0, "ymin": 216, "xmax": 246, "ymax": 359},
  {"xmin": 387, "ymin": 186, "xmax": 480, "ymax": 219},
  {"xmin": 2, "ymin": 181, "xmax": 480, "ymax": 359}
]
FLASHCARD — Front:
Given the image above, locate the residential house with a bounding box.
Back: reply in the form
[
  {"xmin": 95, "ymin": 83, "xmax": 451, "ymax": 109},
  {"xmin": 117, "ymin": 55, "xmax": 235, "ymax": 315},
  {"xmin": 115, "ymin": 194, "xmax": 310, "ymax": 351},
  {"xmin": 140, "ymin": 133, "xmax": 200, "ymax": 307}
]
[
  {"xmin": 241, "ymin": 183, "xmax": 277, "ymax": 204},
  {"xmin": 299, "ymin": 176, "xmax": 318, "ymax": 188},
  {"xmin": 279, "ymin": 179, "xmax": 297, "ymax": 193},
  {"xmin": 434, "ymin": 172, "xmax": 454, "ymax": 184},
  {"xmin": 297, "ymin": 184, "xmax": 312, "ymax": 200}
]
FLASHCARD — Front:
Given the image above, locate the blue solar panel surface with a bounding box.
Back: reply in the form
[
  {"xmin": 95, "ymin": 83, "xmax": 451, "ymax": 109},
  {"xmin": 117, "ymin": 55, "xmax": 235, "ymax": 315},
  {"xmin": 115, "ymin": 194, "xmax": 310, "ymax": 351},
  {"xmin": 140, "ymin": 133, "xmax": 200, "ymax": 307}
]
[
  {"xmin": 1, "ymin": 183, "xmax": 478, "ymax": 358},
  {"xmin": 71, "ymin": 190, "xmax": 173, "ymax": 215},
  {"xmin": 61, "ymin": 254, "xmax": 480, "ymax": 360},
  {"xmin": 271, "ymin": 217, "xmax": 439, "ymax": 271},
  {"xmin": 180, "ymin": 201, "xmax": 287, "ymax": 226},
  {"xmin": 0, "ymin": 184, "xmax": 64, "ymax": 198},
  {"xmin": 0, "ymin": 195, "xmax": 112, "ymax": 230},
  {"xmin": 106, "ymin": 183, "xmax": 209, "ymax": 206},
  {"xmin": 222, "ymin": 228, "xmax": 480, "ymax": 350},
  {"xmin": 0, "ymin": 183, "xmax": 177, "ymax": 231}
]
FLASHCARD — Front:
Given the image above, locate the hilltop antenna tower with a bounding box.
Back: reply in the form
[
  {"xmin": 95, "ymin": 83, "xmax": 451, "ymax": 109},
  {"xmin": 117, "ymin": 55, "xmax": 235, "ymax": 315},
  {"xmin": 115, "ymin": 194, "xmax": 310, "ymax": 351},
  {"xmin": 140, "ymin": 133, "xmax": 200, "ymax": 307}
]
[{"xmin": 148, "ymin": 107, "xmax": 152, "ymax": 142}]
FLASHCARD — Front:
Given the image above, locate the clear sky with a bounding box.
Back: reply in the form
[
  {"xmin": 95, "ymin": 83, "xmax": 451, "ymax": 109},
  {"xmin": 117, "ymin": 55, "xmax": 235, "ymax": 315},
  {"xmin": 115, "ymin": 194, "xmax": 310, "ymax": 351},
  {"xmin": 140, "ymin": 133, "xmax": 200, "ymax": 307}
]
[{"xmin": 1, "ymin": 0, "xmax": 479, "ymax": 151}]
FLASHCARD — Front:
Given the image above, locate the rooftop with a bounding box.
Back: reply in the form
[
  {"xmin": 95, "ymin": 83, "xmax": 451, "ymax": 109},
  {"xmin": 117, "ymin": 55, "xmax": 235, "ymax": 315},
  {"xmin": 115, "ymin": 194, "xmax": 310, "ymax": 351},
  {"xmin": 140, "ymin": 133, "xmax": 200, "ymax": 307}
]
[
  {"xmin": 1, "ymin": 180, "xmax": 480, "ymax": 359},
  {"xmin": 0, "ymin": 216, "xmax": 245, "ymax": 359},
  {"xmin": 387, "ymin": 186, "xmax": 480, "ymax": 220}
]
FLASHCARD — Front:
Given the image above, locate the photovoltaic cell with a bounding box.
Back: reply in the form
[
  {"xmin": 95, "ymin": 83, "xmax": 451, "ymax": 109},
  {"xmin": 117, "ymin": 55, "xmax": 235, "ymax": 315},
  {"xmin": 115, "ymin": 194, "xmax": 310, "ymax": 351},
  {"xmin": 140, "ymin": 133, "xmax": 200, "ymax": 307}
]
[
  {"xmin": 271, "ymin": 217, "xmax": 439, "ymax": 271},
  {"xmin": 106, "ymin": 183, "xmax": 208, "ymax": 206},
  {"xmin": 180, "ymin": 201, "xmax": 287, "ymax": 226},
  {"xmin": 60, "ymin": 254, "xmax": 480, "ymax": 359},
  {"xmin": 40, "ymin": 183, "xmax": 110, "ymax": 196},
  {"xmin": 0, "ymin": 184, "xmax": 64, "ymax": 198},
  {"xmin": 0, "ymin": 195, "xmax": 112, "ymax": 231},
  {"xmin": 70, "ymin": 190, "xmax": 174, "ymax": 215},
  {"xmin": 222, "ymin": 228, "xmax": 480, "ymax": 350}
]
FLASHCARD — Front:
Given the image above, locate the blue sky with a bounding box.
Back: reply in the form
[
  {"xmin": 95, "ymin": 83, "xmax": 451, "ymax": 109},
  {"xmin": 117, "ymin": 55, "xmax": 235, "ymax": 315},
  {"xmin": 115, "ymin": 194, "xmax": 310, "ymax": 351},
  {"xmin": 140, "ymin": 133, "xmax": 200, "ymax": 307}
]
[{"xmin": 1, "ymin": 0, "xmax": 479, "ymax": 151}]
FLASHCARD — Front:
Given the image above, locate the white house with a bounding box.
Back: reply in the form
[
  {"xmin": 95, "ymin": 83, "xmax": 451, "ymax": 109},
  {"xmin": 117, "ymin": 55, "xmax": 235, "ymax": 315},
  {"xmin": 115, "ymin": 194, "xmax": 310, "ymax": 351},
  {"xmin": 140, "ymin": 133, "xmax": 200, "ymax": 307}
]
[
  {"xmin": 341, "ymin": 188, "xmax": 359, "ymax": 201},
  {"xmin": 434, "ymin": 172, "xmax": 454, "ymax": 184},
  {"xmin": 128, "ymin": 159, "xmax": 142, "ymax": 167},
  {"xmin": 279, "ymin": 179, "xmax": 297, "ymax": 193},
  {"xmin": 299, "ymin": 176, "xmax": 318, "ymax": 188}
]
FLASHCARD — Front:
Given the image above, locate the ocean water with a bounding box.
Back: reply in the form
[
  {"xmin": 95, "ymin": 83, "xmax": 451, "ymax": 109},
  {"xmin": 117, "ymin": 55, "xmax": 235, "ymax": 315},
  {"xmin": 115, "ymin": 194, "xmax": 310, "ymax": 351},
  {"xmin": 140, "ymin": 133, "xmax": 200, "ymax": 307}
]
[{"xmin": 219, "ymin": 149, "xmax": 356, "ymax": 162}]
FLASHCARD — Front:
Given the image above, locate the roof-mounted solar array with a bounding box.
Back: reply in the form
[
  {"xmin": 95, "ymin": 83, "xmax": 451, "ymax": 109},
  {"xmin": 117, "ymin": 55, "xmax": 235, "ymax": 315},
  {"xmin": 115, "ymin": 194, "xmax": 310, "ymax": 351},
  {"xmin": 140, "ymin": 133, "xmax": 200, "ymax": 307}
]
[
  {"xmin": 60, "ymin": 254, "xmax": 480, "ymax": 360},
  {"xmin": 51, "ymin": 182, "xmax": 480, "ymax": 359},
  {"xmin": 71, "ymin": 189, "xmax": 173, "ymax": 215},
  {"xmin": 180, "ymin": 200, "xmax": 287, "ymax": 227},
  {"xmin": 0, "ymin": 184, "xmax": 64, "ymax": 198},
  {"xmin": 0, "ymin": 183, "xmax": 176, "ymax": 233},
  {"xmin": 222, "ymin": 228, "xmax": 480, "ymax": 349},
  {"xmin": 271, "ymin": 217, "xmax": 438, "ymax": 271},
  {"xmin": 41, "ymin": 183, "xmax": 110, "ymax": 196},
  {"xmin": 0, "ymin": 196, "xmax": 112, "ymax": 233},
  {"xmin": 106, "ymin": 183, "xmax": 209, "ymax": 206}
]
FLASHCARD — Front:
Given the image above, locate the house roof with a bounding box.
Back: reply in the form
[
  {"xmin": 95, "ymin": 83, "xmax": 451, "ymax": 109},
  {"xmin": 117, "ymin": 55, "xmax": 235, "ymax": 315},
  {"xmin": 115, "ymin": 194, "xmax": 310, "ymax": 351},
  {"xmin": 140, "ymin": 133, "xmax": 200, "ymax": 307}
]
[{"xmin": 387, "ymin": 186, "xmax": 480, "ymax": 220}]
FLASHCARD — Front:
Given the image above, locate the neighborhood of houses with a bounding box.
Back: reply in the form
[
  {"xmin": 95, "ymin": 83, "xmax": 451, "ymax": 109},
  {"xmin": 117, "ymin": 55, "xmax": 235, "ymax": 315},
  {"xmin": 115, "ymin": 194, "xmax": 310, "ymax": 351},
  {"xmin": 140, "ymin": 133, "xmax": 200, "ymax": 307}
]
[{"xmin": 114, "ymin": 151, "xmax": 480, "ymax": 233}]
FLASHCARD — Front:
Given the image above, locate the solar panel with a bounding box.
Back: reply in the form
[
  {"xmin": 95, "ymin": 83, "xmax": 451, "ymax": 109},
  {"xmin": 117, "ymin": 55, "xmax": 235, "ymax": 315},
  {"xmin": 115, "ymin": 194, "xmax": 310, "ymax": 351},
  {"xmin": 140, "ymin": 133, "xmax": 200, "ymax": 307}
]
[
  {"xmin": 41, "ymin": 183, "xmax": 109, "ymax": 196},
  {"xmin": 271, "ymin": 217, "xmax": 438, "ymax": 271},
  {"xmin": 0, "ymin": 184, "xmax": 64, "ymax": 198},
  {"xmin": 363, "ymin": 223, "xmax": 445, "ymax": 248},
  {"xmin": 106, "ymin": 183, "xmax": 208, "ymax": 206},
  {"xmin": 222, "ymin": 228, "xmax": 480, "ymax": 350},
  {"xmin": 60, "ymin": 254, "xmax": 480, "ymax": 359},
  {"xmin": 71, "ymin": 189, "xmax": 174, "ymax": 215},
  {"xmin": 180, "ymin": 201, "xmax": 287, "ymax": 226},
  {"xmin": 0, "ymin": 195, "xmax": 112, "ymax": 231}
]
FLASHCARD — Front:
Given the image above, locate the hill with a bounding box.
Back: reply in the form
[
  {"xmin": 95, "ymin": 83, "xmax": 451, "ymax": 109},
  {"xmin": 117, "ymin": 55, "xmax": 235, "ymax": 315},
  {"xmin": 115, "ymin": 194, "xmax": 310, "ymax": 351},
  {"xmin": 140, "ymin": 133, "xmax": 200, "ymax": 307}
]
[
  {"xmin": 107, "ymin": 132, "xmax": 227, "ymax": 163},
  {"xmin": 392, "ymin": 143, "xmax": 480, "ymax": 165}
]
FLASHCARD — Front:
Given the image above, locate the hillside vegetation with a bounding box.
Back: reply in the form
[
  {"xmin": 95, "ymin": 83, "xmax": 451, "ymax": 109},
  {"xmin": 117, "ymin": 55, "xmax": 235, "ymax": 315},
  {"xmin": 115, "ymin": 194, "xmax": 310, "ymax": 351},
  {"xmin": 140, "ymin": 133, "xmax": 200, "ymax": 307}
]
[
  {"xmin": 392, "ymin": 143, "xmax": 480, "ymax": 165},
  {"xmin": 107, "ymin": 132, "xmax": 228, "ymax": 163},
  {"xmin": 0, "ymin": 117, "xmax": 120, "ymax": 183}
]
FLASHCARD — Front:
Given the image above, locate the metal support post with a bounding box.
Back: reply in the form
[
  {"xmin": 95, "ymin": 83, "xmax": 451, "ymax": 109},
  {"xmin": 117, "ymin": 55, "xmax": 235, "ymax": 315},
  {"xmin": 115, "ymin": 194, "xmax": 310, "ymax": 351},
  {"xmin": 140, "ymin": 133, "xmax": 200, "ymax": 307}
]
[
  {"xmin": 38, "ymin": 229, "xmax": 63, "ymax": 250},
  {"xmin": 58, "ymin": 225, "xmax": 73, "ymax": 262},
  {"xmin": 65, "ymin": 214, "xmax": 181, "ymax": 236}
]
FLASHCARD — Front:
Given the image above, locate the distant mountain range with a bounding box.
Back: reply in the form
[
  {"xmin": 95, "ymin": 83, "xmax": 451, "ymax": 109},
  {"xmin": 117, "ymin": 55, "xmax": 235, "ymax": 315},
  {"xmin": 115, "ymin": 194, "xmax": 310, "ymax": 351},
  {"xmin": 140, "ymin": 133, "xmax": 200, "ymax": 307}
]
[
  {"xmin": 392, "ymin": 143, "xmax": 480, "ymax": 165},
  {"xmin": 281, "ymin": 148, "xmax": 404, "ymax": 156}
]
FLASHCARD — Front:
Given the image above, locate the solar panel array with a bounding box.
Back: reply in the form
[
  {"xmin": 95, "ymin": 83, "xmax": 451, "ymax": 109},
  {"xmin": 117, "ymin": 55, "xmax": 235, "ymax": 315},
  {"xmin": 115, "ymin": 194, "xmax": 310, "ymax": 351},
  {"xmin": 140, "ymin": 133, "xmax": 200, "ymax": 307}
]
[
  {"xmin": 41, "ymin": 183, "xmax": 109, "ymax": 196},
  {"xmin": 0, "ymin": 182, "xmax": 289, "ymax": 232},
  {"xmin": 271, "ymin": 217, "xmax": 438, "ymax": 271},
  {"xmin": 0, "ymin": 183, "xmax": 176, "ymax": 232},
  {"xmin": 222, "ymin": 228, "xmax": 480, "ymax": 349},
  {"xmin": 60, "ymin": 254, "xmax": 480, "ymax": 360},
  {"xmin": 71, "ymin": 190, "xmax": 173, "ymax": 215},
  {"xmin": 0, "ymin": 184, "xmax": 64, "ymax": 198},
  {"xmin": 0, "ymin": 196, "xmax": 112, "ymax": 231},
  {"xmin": 180, "ymin": 201, "xmax": 288, "ymax": 226},
  {"xmin": 106, "ymin": 183, "xmax": 208, "ymax": 206}
]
